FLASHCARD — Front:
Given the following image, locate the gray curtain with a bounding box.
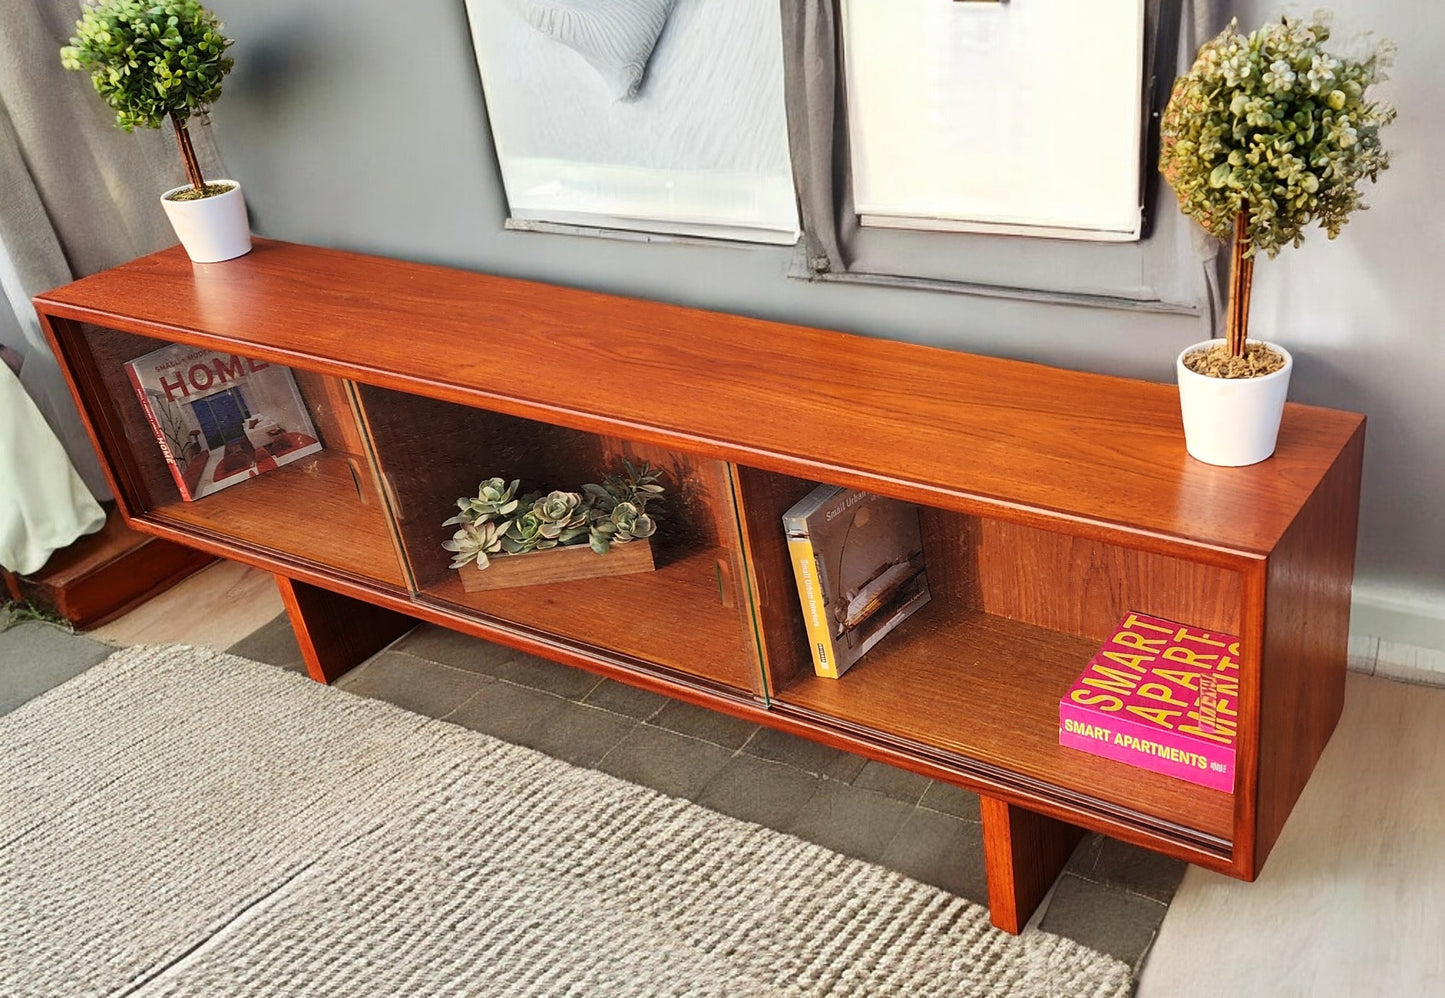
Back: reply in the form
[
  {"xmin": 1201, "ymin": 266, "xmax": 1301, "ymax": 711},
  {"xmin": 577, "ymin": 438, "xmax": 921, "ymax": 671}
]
[
  {"xmin": 0, "ymin": 0, "xmax": 226, "ymax": 569},
  {"xmin": 780, "ymin": 0, "xmax": 1224, "ymax": 314},
  {"xmin": 780, "ymin": 0, "xmax": 844, "ymax": 276}
]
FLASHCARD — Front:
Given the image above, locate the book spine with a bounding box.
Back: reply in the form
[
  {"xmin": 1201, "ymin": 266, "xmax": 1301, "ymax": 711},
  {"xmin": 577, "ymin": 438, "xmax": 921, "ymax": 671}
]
[
  {"xmin": 125, "ymin": 362, "xmax": 195, "ymax": 501},
  {"xmin": 1059, "ymin": 700, "xmax": 1235, "ymax": 792},
  {"xmin": 786, "ymin": 534, "xmax": 838, "ymax": 679},
  {"xmin": 780, "ymin": 484, "xmax": 846, "ymax": 531}
]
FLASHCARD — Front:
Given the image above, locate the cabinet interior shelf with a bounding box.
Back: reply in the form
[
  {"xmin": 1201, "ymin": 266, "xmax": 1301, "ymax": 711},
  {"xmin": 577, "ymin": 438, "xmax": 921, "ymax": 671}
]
[{"xmin": 774, "ymin": 605, "xmax": 1235, "ymax": 845}]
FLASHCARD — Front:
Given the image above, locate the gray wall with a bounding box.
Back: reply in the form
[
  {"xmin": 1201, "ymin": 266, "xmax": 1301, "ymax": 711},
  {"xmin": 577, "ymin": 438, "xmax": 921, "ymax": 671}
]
[{"xmin": 207, "ymin": 0, "xmax": 1444, "ymax": 649}]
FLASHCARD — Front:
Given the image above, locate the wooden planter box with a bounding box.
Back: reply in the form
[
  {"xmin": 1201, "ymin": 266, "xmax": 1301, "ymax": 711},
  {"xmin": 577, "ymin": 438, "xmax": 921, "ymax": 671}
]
[{"xmin": 457, "ymin": 538, "xmax": 655, "ymax": 593}]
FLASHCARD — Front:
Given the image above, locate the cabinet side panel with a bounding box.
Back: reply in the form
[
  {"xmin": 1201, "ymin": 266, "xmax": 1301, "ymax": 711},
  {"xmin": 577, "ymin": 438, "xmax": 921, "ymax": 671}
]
[
  {"xmin": 43, "ymin": 319, "xmax": 171, "ymax": 512},
  {"xmin": 1254, "ymin": 424, "xmax": 1364, "ymax": 872},
  {"xmin": 1254, "ymin": 423, "xmax": 1365, "ymax": 873},
  {"xmin": 35, "ymin": 315, "xmax": 129, "ymax": 506},
  {"xmin": 732, "ymin": 467, "xmax": 818, "ymax": 696}
]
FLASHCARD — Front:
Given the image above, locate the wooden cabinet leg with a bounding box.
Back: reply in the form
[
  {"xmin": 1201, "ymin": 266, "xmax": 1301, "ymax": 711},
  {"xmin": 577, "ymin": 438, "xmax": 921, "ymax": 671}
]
[
  {"xmin": 275, "ymin": 574, "xmax": 415, "ymax": 684},
  {"xmin": 980, "ymin": 795, "xmax": 1085, "ymax": 934}
]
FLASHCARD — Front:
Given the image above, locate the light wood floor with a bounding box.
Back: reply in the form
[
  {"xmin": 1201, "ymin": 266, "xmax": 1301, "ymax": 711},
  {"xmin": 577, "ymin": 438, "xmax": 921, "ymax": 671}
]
[
  {"xmin": 101, "ymin": 564, "xmax": 1445, "ymax": 994},
  {"xmin": 92, "ymin": 560, "xmax": 282, "ymax": 649},
  {"xmin": 1139, "ymin": 670, "xmax": 1445, "ymax": 997}
]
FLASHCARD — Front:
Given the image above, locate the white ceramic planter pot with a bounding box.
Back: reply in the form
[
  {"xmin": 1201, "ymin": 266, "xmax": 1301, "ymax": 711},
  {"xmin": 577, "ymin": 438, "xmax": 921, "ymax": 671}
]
[
  {"xmin": 1176, "ymin": 339, "xmax": 1293, "ymax": 467},
  {"xmin": 159, "ymin": 180, "xmax": 252, "ymax": 263}
]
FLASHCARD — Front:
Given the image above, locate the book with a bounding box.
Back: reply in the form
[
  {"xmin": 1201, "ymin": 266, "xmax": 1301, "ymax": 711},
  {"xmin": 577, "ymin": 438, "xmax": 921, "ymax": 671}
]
[
  {"xmin": 124, "ymin": 343, "xmax": 323, "ymax": 501},
  {"xmin": 783, "ymin": 485, "xmax": 930, "ymax": 679},
  {"xmin": 1059, "ymin": 611, "xmax": 1239, "ymax": 792}
]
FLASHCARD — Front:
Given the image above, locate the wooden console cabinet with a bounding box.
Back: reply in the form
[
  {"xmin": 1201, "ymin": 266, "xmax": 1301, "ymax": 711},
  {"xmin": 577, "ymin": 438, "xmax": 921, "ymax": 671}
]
[{"xmin": 35, "ymin": 240, "xmax": 1364, "ymax": 933}]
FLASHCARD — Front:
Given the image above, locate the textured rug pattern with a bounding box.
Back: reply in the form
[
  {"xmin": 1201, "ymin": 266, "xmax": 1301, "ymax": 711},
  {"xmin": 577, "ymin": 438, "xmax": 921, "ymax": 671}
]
[{"xmin": 0, "ymin": 645, "xmax": 1131, "ymax": 997}]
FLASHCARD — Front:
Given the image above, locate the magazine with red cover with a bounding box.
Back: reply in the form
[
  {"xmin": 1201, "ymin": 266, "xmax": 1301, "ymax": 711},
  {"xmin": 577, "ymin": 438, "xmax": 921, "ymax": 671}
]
[
  {"xmin": 1059, "ymin": 611, "xmax": 1239, "ymax": 792},
  {"xmin": 124, "ymin": 343, "xmax": 323, "ymax": 501}
]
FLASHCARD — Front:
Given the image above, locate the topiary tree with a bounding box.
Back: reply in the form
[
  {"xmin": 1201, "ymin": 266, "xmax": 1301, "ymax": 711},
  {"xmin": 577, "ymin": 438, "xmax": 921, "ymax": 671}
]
[
  {"xmin": 1160, "ymin": 15, "xmax": 1395, "ymax": 360},
  {"xmin": 60, "ymin": 0, "xmax": 235, "ymax": 198}
]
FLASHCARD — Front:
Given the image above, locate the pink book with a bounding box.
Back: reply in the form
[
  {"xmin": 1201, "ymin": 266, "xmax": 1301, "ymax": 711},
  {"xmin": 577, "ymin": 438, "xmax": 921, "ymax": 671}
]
[{"xmin": 1059, "ymin": 611, "xmax": 1239, "ymax": 793}]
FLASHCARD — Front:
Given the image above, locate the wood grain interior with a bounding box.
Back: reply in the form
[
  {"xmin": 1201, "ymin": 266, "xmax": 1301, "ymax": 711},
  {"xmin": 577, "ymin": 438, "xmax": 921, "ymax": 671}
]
[
  {"xmin": 974, "ymin": 519, "xmax": 1243, "ymax": 640},
  {"xmin": 355, "ymin": 386, "xmax": 762, "ymax": 693},
  {"xmin": 777, "ymin": 604, "xmax": 1235, "ymax": 842},
  {"xmin": 742, "ymin": 467, "xmax": 1242, "ymax": 841},
  {"xmin": 78, "ymin": 324, "xmax": 405, "ymax": 586}
]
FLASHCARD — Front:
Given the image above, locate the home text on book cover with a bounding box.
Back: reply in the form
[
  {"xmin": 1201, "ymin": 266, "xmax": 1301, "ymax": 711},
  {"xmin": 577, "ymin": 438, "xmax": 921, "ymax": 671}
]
[
  {"xmin": 783, "ymin": 485, "xmax": 930, "ymax": 679},
  {"xmin": 1059, "ymin": 611, "xmax": 1239, "ymax": 792},
  {"xmin": 125, "ymin": 343, "xmax": 324, "ymax": 502}
]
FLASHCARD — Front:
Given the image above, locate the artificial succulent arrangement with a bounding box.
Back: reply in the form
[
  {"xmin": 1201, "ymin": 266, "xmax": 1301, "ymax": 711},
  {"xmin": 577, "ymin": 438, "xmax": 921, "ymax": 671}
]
[
  {"xmin": 61, "ymin": 0, "xmax": 235, "ymax": 199},
  {"xmin": 1159, "ymin": 13, "xmax": 1395, "ymax": 373},
  {"xmin": 443, "ymin": 460, "xmax": 665, "ymax": 572}
]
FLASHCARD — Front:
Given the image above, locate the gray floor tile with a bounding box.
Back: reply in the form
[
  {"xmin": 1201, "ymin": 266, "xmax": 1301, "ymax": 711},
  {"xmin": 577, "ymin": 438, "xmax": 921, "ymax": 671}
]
[
  {"xmin": 647, "ymin": 699, "xmax": 759, "ymax": 750},
  {"xmin": 1039, "ymin": 872, "xmax": 1168, "ymax": 968},
  {"xmin": 1086, "ymin": 836, "xmax": 1188, "ymax": 904},
  {"xmin": 743, "ymin": 727, "xmax": 867, "ymax": 783},
  {"xmin": 447, "ymin": 680, "xmax": 567, "ymax": 748},
  {"xmin": 523, "ymin": 700, "xmax": 637, "ymax": 768},
  {"xmin": 1065, "ymin": 833, "xmax": 1106, "ymax": 876},
  {"xmin": 918, "ymin": 780, "xmax": 983, "ymax": 822},
  {"xmin": 878, "ymin": 807, "xmax": 989, "ymax": 904},
  {"xmin": 0, "ymin": 622, "xmax": 113, "ymax": 716},
  {"xmin": 481, "ymin": 651, "xmax": 602, "ymax": 700},
  {"xmin": 581, "ymin": 677, "xmax": 669, "ymax": 720},
  {"xmin": 596, "ymin": 725, "xmax": 735, "ymax": 801},
  {"xmin": 389, "ymin": 624, "xmax": 518, "ymax": 674},
  {"xmin": 695, "ymin": 753, "xmax": 825, "ymax": 829},
  {"xmin": 784, "ymin": 780, "xmax": 914, "ymax": 864},
  {"xmin": 225, "ymin": 613, "xmax": 306, "ymax": 673},
  {"xmin": 850, "ymin": 759, "xmax": 931, "ymax": 804},
  {"xmin": 335, "ymin": 651, "xmax": 488, "ymax": 719}
]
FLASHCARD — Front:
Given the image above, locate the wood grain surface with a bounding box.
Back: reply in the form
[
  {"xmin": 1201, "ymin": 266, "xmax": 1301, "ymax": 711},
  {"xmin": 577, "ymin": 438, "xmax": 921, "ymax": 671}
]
[
  {"xmin": 32, "ymin": 238, "xmax": 1369, "ymax": 931},
  {"xmin": 775, "ymin": 604, "xmax": 1237, "ymax": 843},
  {"xmin": 35, "ymin": 240, "xmax": 1364, "ymax": 558}
]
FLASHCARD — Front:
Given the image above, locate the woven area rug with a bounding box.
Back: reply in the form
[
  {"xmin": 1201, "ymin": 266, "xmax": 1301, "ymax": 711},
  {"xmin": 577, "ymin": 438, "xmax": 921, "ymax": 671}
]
[{"xmin": 0, "ymin": 645, "xmax": 1131, "ymax": 997}]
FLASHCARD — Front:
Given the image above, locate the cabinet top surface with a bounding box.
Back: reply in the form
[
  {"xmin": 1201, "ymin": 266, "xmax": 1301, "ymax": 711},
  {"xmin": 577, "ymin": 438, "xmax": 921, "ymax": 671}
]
[{"xmin": 37, "ymin": 240, "xmax": 1364, "ymax": 556}]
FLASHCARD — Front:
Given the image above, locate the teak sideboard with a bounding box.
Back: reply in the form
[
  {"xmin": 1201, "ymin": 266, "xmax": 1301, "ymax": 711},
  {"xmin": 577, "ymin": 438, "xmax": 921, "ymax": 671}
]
[{"xmin": 35, "ymin": 240, "xmax": 1365, "ymax": 934}]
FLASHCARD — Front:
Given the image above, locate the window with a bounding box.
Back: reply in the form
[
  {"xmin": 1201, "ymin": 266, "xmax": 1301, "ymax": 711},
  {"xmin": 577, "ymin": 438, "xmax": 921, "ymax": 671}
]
[
  {"xmin": 785, "ymin": 0, "xmax": 1219, "ymax": 311},
  {"xmin": 465, "ymin": 0, "xmax": 799, "ymax": 244},
  {"xmin": 189, "ymin": 387, "xmax": 251, "ymax": 449},
  {"xmin": 466, "ymin": 0, "xmax": 1217, "ymax": 312},
  {"xmin": 843, "ymin": 0, "xmax": 1146, "ymax": 241}
]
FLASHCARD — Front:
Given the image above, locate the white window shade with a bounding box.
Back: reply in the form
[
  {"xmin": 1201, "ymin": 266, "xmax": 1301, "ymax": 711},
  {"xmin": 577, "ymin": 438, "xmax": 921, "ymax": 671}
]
[
  {"xmin": 466, "ymin": 0, "xmax": 799, "ymax": 245},
  {"xmin": 843, "ymin": 0, "xmax": 1146, "ymax": 241}
]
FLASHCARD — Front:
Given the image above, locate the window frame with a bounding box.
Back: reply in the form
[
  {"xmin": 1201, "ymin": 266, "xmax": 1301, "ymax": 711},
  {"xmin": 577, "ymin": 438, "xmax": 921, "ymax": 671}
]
[{"xmin": 781, "ymin": 0, "xmax": 1218, "ymax": 314}]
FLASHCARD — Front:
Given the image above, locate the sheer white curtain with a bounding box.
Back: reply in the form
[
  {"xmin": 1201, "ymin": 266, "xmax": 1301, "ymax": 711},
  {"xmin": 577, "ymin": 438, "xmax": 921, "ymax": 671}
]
[
  {"xmin": 0, "ymin": 0, "xmax": 225, "ymax": 573},
  {"xmin": 0, "ymin": 358, "xmax": 104, "ymax": 575}
]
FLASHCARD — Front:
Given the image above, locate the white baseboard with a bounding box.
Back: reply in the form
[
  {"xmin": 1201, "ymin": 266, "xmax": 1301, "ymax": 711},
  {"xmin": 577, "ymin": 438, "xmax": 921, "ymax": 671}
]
[
  {"xmin": 1346, "ymin": 584, "xmax": 1445, "ymax": 686},
  {"xmin": 1351, "ymin": 584, "xmax": 1445, "ymax": 652},
  {"xmin": 1345, "ymin": 583, "xmax": 1445, "ymax": 686},
  {"xmin": 1348, "ymin": 636, "xmax": 1445, "ymax": 687}
]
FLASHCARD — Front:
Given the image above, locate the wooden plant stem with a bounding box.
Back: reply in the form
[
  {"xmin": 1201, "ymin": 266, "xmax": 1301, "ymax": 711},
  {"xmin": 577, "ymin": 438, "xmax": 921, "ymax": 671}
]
[
  {"xmin": 1225, "ymin": 210, "xmax": 1255, "ymax": 358},
  {"xmin": 170, "ymin": 112, "xmax": 206, "ymax": 193}
]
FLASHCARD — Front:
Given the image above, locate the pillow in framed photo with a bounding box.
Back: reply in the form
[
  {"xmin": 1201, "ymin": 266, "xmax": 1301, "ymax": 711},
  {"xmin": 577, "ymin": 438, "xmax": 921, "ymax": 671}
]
[{"xmin": 508, "ymin": 0, "xmax": 675, "ymax": 100}]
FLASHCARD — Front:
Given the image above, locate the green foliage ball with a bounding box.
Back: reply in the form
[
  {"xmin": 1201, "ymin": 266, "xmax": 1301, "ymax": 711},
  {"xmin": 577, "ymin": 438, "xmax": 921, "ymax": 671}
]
[
  {"xmin": 1159, "ymin": 15, "xmax": 1395, "ymax": 258},
  {"xmin": 60, "ymin": 0, "xmax": 234, "ymax": 132}
]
